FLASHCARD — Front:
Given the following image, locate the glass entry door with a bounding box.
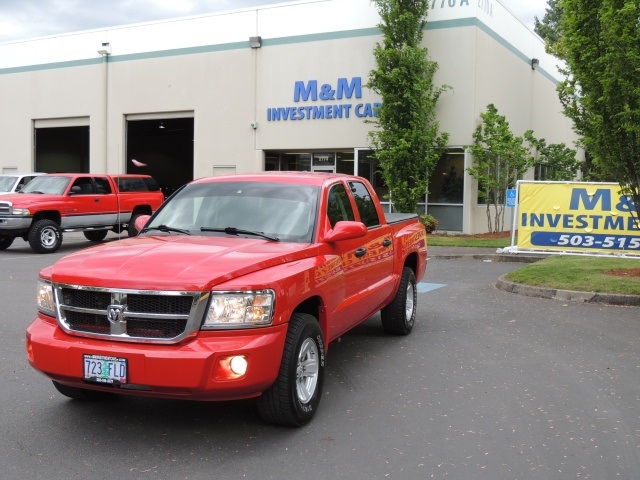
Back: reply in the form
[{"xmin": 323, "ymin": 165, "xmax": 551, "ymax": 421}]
[{"xmin": 311, "ymin": 152, "xmax": 335, "ymax": 173}]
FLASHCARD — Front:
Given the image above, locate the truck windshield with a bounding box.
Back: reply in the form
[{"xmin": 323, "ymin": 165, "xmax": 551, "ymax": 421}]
[
  {"xmin": 20, "ymin": 176, "xmax": 71, "ymax": 195},
  {"xmin": 0, "ymin": 176, "xmax": 17, "ymax": 192},
  {"xmin": 147, "ymin": 181, "xmax": 319, "ymax": 243}
]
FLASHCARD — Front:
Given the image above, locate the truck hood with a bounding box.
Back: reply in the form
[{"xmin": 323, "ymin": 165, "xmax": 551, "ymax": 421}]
[
  {"xmin": 48, "ymin": 235, "xmax": 318, "ymax": 291},
  {"xmin": 0, "ymin": 193, "xmax": 63, "ymax": 207}
]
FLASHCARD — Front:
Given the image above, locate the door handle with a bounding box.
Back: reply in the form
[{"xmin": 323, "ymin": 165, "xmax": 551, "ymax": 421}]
[
  {"xmin": 94, "ymin": 198, "xmax": 100, "ymax": 202},
  {"xmin": 355, "ymin": 247, "xmax": 367, "ymax": 258},
  {"xmin": 382, "ymin": 238, "xmax": 392, "ymax": 247}
]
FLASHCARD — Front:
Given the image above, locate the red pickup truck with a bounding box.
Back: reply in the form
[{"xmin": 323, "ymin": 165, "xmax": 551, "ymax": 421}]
[
  {"xmin": 26, "ymin": 172, "xmax": 427, "ymax": 426},
  {"xmin": 0, "ymin": 173, "xmax": 164, "ymax": 253}
]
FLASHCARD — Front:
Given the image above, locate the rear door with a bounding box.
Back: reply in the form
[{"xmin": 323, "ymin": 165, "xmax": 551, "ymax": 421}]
[
  {"xmin": 325, "ymin": 180, "xmax": 395, "ymax": 336},
  {"xmin": 345, "ymin": 180, "xmax": 395, "ymax": 308}
]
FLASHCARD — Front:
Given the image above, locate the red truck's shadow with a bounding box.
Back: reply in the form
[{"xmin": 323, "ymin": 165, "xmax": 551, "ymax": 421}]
[{"xmin": 43, "ymin": 315, "xmax": 411, "ymax": 432}]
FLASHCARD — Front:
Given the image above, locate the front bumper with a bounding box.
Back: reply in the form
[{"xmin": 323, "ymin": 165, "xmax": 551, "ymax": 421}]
[
  {"xmin": 26, "ymin": 315, "xmax": 288, "ymax": 401},
  {"xmin": 0, "ymin": 215, "xmax": 31, "ymax": 235}
]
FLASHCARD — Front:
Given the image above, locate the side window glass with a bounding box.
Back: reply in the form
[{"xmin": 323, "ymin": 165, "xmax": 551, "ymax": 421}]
[
  {"xmin": 71, "ymin": 177, "xmax": 95, "ymax": 195},
  {"xmin": 94, "ymin": 177, "xmax": 112, "ymax": 194},
  {"xmin": 348, "ymin": 181, "xmax": 380, "ymax": 228},
  {"xmin": 327, "ymin": 183, "xmax": 355, "ymax": 228}
]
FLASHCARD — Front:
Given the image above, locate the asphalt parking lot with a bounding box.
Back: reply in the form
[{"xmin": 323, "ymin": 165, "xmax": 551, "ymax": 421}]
[{"xmin": 1, "ymin": 237, "xmax": 639, "ymax": 480}]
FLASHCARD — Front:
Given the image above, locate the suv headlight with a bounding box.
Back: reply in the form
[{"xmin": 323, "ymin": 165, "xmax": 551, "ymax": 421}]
[
  {"xmin": 37, "ymin": 279, "xmax": 56, "ymax": 317},
  {"xmin": 202, "ymin": 290, "xmax": 275, "ymax": 329}
]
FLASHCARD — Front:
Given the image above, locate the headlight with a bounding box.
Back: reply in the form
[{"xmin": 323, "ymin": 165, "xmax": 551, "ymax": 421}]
[
  {"xmin": 36, "ymin": 279, "xmax": 56, "ymax": 317},
  {"xmin": 11, "ymin": 207, "xmax": 30, "ymax": 215},
  {"xmin": 202, "ymin": 290, "xmax": 275, "ymax": 329}
]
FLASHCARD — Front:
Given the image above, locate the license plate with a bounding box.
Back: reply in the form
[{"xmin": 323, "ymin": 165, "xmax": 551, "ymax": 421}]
[{"xmin": 83, "ymin": 354, "xmax": 127, "ymax": 385}]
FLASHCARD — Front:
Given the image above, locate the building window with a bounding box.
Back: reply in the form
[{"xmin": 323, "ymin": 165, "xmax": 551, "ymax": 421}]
[
  {"xmin": 265, "ymin": 151, "xmax": 354, "ymax": 174},
  {"xmin": 356, "ymin": 150, "xmax": 389, "ymax": 205},
  {"xmin": 428, "ymin": 150, "xmax": 464, "ymax": 204}
]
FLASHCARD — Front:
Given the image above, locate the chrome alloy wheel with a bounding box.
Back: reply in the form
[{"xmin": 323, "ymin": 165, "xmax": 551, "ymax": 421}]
[
  {"xmin": 295, "ymin": 338, "xmax": 319, "ymax": 404},
  {"xmin": 405, "ymin": 280, "xmax": 416, "ymax": 324},
  {"xmin": 40, "ymin": 226, "xmax": 58, "ymax": 247}
]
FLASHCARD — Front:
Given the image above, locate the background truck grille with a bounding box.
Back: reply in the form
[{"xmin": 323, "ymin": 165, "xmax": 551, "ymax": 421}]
[{"xmin": 56, "ymin": 285, "xmax": 203, "ymax": 343}]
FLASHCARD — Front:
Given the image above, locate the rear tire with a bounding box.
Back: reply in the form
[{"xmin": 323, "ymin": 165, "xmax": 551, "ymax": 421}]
[
  {"xmin": 258, "ymin": 313, "xmax": 325, "ymax": 427},
  {"xmin": 0, "ymin": 236, "xmax": 14, "ymax": 250},
  {"xmin": 381, "ymin": 267, "xmax": 417, "ymax": 335},
  {"xmin": 83, "ymin": 230, "xmax": 108, "ymax": 242},
  {"xmin": 52, "ymin": 381, "xmax": 111, "ymax": 401},
  {"xmin": 28, "ymin": 219, "xmax": 62, "ymax": 253}
]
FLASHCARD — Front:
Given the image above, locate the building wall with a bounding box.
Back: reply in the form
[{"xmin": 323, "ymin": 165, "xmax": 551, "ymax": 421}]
[{"xmin": 0, "ymin": 0, "xmax": 581, "ymax": 233}]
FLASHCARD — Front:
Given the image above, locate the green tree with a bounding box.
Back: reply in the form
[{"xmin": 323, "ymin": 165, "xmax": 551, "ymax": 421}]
[
  {"xmin": 534, "ymin": 0, "xmax": 563, "ymax": 55},
  {"xmin": 556, "ymin": 0, "xmax": 640, "ymax": 227},
  {"xmin": 367, "ymin": 0, "xmax": 449, "ymax": 213},
  {"xmin": 467, "ymin": 104, "xmax": 531, "ymax": 233},
  {"xmin": 524, "ymin": 130, "xmax": 581, "ymax": 181}
]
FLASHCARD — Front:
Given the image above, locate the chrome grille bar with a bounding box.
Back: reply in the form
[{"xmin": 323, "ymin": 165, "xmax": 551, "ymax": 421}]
[{"xmin": 53, "ymin": 283, "xmax": 209, "ymax": 344}]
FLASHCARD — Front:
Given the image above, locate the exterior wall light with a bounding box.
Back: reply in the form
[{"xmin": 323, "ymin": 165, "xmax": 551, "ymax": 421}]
[
  {"xmin": 531, "ymin": 58, "xmax": 539, "ymax": 70},
  {"xmin": 249, "ymin": 36, "xmax": 262, "ymax": 48},
  {"xmin": 97, "ymin": 42, "xmax": 111, "ymax": 56}
]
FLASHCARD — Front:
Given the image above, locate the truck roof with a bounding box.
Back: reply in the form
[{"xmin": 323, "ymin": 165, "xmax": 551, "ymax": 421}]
[{"xmin": 191, "ymin": 171, "xmax": 359, "ymax": 187}]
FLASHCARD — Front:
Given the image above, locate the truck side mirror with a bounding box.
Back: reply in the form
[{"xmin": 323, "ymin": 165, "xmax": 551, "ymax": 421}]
[
  {"xmin": 69, "ymin": 186, "xmax": 82, "ymax": 195},
  {"xmin": 134, "ymin": 215, "xmax": 151, "ymax": 233},
  {"xmin": 324, "ymin": 221, "xmax": 367, "ymax": 243}
]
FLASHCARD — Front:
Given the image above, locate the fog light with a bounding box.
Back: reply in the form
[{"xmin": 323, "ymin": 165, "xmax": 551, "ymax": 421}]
[
  {"xmin": 229, "ymin": 356, "xmax": 248, "ymax": 376},
  {"xmin": 214, "ymin": 355, "xmax": 248, "ymax": 380}
]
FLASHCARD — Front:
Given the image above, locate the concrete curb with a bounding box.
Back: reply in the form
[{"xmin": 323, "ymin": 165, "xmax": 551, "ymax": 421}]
[
  {"xmin": 430, "ymin": 250, "xmax": 640, "ymax": 307},
  {"xmin": 495, "ymin": 274, "xmax": 640, "ymax": 307},
  {"xmin": 430, "ymin": 252, "xmax": 544, "ymax": 264}
]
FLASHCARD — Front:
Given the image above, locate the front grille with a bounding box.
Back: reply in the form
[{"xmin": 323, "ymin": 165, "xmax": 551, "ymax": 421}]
[
  {"xmin": 55, "ymin": 285, "xmax": 207, "ymax": 344},
  {"xmin": 0, "ymin": 202, "xmax": 11, "ymax": 215}
]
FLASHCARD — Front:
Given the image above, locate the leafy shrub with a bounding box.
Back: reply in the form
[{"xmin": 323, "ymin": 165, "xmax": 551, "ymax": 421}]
[{"xmin": 419, "ymin": 214, "xmax": 439, "ymax": 234}]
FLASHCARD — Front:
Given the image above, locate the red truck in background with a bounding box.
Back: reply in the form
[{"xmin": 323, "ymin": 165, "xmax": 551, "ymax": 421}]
[
  {"xmin": 26, "ymin": 172, "xmax": 427, "ymax": 426},
  {"xmin": 0, "ymin": 174, "xmax": 164, "ymax": 253}
]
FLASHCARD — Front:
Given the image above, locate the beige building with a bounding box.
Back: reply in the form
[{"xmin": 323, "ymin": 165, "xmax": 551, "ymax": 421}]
[{"xmin": 0, "ymin": 0, "xmax": 578, "ymax": 233}]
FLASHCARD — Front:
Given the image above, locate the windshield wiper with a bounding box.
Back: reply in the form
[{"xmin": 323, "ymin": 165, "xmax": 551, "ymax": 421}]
[
  {"xmin": 141, "ymin": 224, "xmax": 191, "ymax": 235},
  {"xmin": 201, "ymin": 227, "xmax": 280, "ymax": 242}
]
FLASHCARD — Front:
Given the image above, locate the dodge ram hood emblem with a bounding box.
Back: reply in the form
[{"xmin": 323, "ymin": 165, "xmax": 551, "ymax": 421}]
[{"xmin": 107, "ymin": 305, "xmax": 125, "ymax": 324}]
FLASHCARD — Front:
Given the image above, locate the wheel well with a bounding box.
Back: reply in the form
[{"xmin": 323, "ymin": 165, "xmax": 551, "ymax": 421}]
[
  {"xmin": 131, "ymin": 205, "xmax": 152, "ymax": 216},
  {"xmin": 33, "ymin": 211, "xmax": 61, "ymax": 224},
  {"xmin": 403, "ymin": 252, "xmax": 418, "ymax": 275},
  {"xmin": 292, "ymin": 296, "xmax": 325, "ymax": 338}
]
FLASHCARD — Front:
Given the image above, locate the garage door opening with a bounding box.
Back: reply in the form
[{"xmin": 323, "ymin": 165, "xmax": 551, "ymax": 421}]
[
  {"xmin": 35, "ymin": 126, "xmax": 90, "ymax": 173},
  {"xmin": 126, "ymin": 117, "xmax": 194, "ymax": 198}
]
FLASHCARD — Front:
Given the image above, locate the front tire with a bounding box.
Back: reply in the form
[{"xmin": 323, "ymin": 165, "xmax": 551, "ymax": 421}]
[
  {"xmin": 381, "ymin": 267, "xmax": 417, "ymax": 335},
  {"xmin": 258, "ymin": 313, "xmax": 325, "ymax": 427},
  {"xmin": 83, "ymin": 230, "xmax": 108, "ymax": 242},
  {"xmin": 52, "ymin": 381, "xmax": 112, "ymax": 401},
  {"xmin": 28, "ymin": 219, "xmax": 62, "ymax": 253},
  {"xmin": 0, "ymin": 236, "xmax": 14, "ymax": 250},
  {"xmin": 127, "ymin": 214, "xmax": 142, "ymax": 237}
]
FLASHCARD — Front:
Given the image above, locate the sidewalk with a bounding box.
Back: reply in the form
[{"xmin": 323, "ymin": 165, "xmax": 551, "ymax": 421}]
[{"xmin": 428, "ymin": 246, "xmax": 640, "ymax": 307}]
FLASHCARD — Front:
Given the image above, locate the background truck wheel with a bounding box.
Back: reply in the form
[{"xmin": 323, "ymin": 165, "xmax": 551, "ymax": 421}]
[
  {"xmin": 0, "ymin": 236, "xmax": 14, "ymax": 250},
  {"xmin": 127, "ymin": 214, "xmax": 142, "ymax": 237},
  {"xmin": 83, "ymin": 230, "xmax": 108, "ymax": 242},
  {"xmin": 381, "ymin": 267, "xmax": 417, "ymax": 335},
  {"xmin": 28, "ymin": 219, "xmax": 62, "ymax": 253},
  {"xmin": 258, "ymin": 313, "xmax": 325, "ymax": 427},
  {"xmin": 52, "ymin": 381, "xmax": 111, "ymax": 401}
]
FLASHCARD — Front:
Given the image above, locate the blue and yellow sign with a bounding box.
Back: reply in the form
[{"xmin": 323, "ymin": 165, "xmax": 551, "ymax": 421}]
[{"xmin": 517, "ymin": 182, "xmax": 640, "ymax": 256}]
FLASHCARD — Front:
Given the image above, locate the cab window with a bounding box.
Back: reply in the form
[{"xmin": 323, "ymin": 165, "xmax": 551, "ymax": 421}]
[
  {"xmin": 347, "ymin": 181, "xmax": 380, "ymax": 228},
  {"xmin": 94, "ymin": 177, "xmax": 112, "ymax": 194},
  {"xmin": 327, "ymin": 183, "xmax": 355, "ymax": 228}
]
